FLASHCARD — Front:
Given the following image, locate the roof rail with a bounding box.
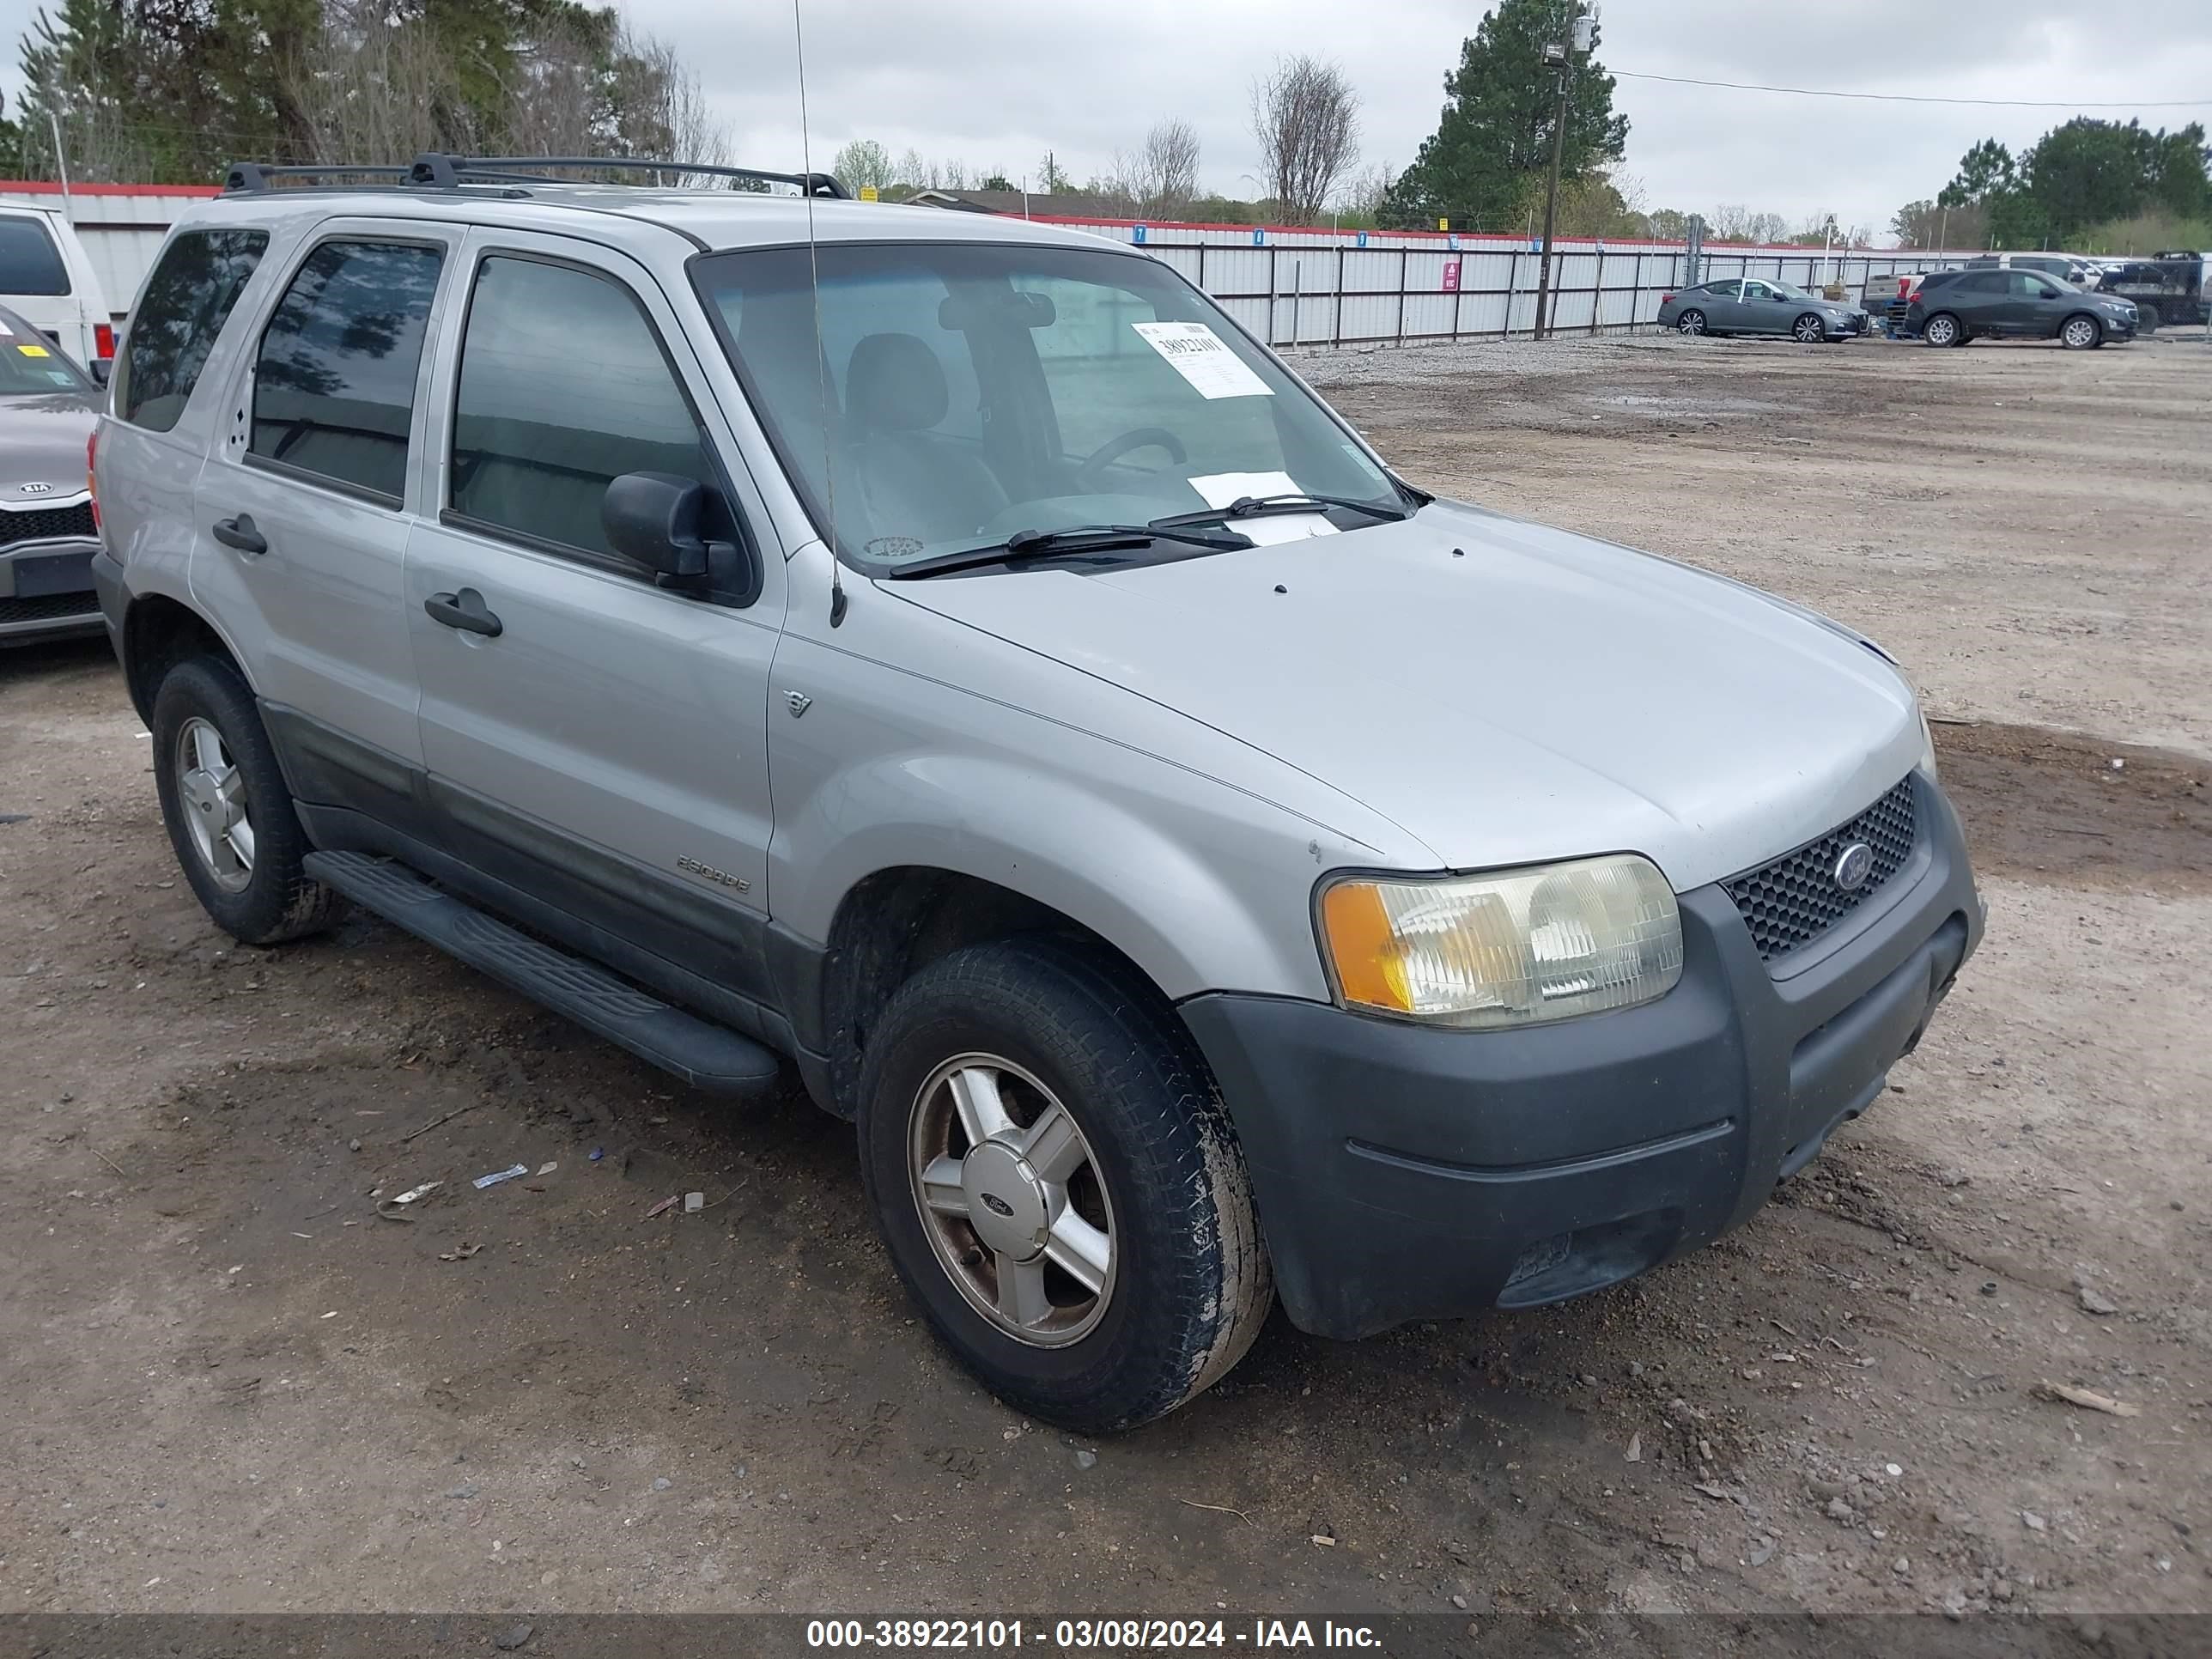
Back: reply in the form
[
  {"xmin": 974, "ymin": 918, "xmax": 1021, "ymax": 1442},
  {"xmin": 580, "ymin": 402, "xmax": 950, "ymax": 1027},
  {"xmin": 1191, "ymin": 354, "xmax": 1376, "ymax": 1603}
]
[
  {"xmin": 410, "ymin": 155, "xmax": 848, "ymax": 198},
  {"xmin": 222, "ymin": 162, "xmax": 414, "ymax": 193},
  {"xmin": 221, "ymin": 155, "xmax": 849, "ymax": 199}
]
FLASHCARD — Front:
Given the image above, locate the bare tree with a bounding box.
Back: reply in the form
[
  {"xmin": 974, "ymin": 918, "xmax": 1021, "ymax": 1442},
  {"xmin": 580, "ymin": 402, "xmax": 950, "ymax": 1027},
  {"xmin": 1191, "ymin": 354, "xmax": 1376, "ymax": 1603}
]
[
  {"xmin": 1249, "ymin": 55, "xmax": 1359, "ymax": 226},
  {"xmin": 1340, "ymin": 161, "xmax": 1394, "ymax": 221},
  {"xmin": 1135, "ymin": 118, "xmax": 1200, "ymax": 216},
  {"xmin": 832, "ymin": 139, "xmax": 896, "ymax": 193}
]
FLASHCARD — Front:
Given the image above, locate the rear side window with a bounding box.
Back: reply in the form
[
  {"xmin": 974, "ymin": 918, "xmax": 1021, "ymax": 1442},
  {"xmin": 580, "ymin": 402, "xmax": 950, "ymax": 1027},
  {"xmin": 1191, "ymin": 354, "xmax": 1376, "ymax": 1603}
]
[
  {"xmin": 1703, "ymin": 280, "xmax": 1741, "ymax": 298},
  {"xmin": 0, "ymin": 216, "xmax": 70, "ymax": 295},
  {"xmin": 250, "ymin": 240, "xmax": 443, "ymax": 502},
  {"xmin": 448, "ymin": 255, "xmax": 715, "ymax": 562},
  {"xmin": 118, "ymin": 228, "xmax": 269, "ymax": 432}
]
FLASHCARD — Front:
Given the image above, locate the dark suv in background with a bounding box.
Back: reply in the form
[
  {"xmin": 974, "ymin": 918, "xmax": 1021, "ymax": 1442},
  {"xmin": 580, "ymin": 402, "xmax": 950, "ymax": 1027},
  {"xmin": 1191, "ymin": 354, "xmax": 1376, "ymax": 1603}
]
[
  {"xmin": 2092, "ymin": 252, "xmax": 2207, "ymax": 331},
  {"xmin": 1907, "ymin": 268, "xmax": 2137, "ymax": 349}
]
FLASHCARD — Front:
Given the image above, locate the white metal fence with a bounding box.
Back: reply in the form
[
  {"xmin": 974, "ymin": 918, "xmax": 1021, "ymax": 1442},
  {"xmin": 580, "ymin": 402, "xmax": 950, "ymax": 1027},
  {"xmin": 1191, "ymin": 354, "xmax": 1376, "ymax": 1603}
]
[
  {"xmin": 0, "ymin": 181, "xmax": 1979, "ymax": 345},
  {"xmin": 1045, "ymin": 219, "xmax": 1979, "ymax": 347}
]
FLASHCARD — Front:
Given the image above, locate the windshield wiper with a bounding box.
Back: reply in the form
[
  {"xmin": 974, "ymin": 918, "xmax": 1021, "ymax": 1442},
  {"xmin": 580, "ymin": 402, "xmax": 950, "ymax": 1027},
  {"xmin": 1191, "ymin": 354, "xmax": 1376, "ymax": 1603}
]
[
  {"xmin": 1151, "ymin": 492, "xmax": 1410, "ymax": 531},
  {"xmin": 884, "ymin": 522, "xmax": 1252, "ymax": 580}
]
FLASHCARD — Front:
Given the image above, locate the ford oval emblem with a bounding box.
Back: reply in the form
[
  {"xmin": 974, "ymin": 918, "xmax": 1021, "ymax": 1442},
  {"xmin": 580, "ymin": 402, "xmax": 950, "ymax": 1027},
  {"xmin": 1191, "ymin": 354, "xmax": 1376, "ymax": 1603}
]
[{"xmin": 1832, "ymin": 842, "xmax": 1875, "ymax": 892}]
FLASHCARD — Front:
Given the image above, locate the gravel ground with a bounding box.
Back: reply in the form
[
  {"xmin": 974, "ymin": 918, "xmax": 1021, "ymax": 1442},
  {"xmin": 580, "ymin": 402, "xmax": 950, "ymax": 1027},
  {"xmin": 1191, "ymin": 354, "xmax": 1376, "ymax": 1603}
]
[{"xmin": 2, "ymin": 329, "xmax": 2206, "ymax": 1624}]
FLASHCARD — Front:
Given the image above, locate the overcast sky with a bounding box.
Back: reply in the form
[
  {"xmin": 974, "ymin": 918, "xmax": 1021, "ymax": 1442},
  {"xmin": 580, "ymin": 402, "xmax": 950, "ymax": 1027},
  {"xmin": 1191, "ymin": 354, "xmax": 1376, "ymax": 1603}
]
[{"xmin": 3, "ymin": 0, "xmax": 2209, "ymax": 242}]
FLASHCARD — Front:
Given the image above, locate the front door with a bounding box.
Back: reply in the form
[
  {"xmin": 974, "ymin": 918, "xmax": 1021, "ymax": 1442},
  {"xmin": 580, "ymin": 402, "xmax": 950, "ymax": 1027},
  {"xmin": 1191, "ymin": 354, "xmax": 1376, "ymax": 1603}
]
[
  {"xmin": 1737, "ymin": 279, "xmax": 1781, "ymax": 332},
  {"xmin": 192, "ymin": 222, "xmax": 458, "ymax": 793},
  {"xmin": 403, "ymin": 228, "xmax": 789, "ymax": 1008}
]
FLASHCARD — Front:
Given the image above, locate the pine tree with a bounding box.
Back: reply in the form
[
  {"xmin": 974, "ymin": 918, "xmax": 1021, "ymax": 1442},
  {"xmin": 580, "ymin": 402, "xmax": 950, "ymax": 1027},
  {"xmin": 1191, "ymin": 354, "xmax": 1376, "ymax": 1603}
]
[{"xmin": 1380, "ymin": 0, "xmax": 1626, "ymax": 232}]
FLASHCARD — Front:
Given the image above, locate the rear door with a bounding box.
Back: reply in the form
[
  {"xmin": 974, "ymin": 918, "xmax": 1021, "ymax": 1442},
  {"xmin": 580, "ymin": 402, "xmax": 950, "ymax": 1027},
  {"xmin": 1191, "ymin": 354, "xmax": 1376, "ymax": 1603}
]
[
  {"xmin": 1698, "ymin": 279, "xmax": 1746, "ymax": 330},
  {"xmin": 191, "ymin": 219, "xmax": 457, "ymax": 803},
  {"xmin": 1948, "ymin": 271, "xmax": 2007, "ymax": 333},
  {"xmin": 404, "ymin": 227, "xmax": 788, "ymax": 1004}
]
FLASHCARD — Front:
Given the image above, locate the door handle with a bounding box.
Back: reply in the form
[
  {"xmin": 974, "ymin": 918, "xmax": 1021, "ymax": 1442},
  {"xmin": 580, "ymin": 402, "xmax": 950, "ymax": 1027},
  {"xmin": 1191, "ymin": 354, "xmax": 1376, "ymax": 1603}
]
[
  {"xmin": 424, "ymin": 587, "xmax": 503, "ymax": 638},
  {"xmin": 211, "ymin": 513, "xmax": 267, "ymax": 555}
]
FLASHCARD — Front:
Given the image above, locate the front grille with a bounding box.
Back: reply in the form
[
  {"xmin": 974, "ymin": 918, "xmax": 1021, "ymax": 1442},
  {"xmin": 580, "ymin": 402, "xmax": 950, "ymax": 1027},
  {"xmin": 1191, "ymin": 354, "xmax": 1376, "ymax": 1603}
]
[
  {"xmin": 1722, "ymin": 777, "xmax": 1917, "ymax": 964},
  {"xmin": 0, "ymin": 503, "xmax": 96, "ymax": 549},
  {"xmin": 0, "ymin": 590, "xmax": 100, "ymax": 627}
]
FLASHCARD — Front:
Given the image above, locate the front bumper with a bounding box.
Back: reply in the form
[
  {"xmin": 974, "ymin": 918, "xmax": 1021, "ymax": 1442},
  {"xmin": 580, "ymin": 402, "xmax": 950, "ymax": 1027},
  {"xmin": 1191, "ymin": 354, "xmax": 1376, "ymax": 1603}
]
[
  {"xmin": 1182, "ymin": 771, "xmax": 1984, "ymax": 1341},
  {"xmin": 0, "ymin": 538, "xmax": 102, "ymax": 645}
]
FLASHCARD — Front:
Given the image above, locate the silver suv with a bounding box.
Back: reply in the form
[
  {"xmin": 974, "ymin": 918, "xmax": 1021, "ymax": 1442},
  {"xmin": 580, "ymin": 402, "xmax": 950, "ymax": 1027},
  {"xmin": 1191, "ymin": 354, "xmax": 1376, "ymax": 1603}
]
[{"xmin": 91, "ymin": 156, "xmax": 1984, "ymax": 1431}]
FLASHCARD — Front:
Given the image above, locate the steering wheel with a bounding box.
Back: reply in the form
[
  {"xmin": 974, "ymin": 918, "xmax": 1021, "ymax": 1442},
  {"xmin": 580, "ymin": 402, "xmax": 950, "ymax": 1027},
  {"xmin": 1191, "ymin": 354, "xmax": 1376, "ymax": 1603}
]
[{"xmin": 1073, "ymin": 426, "xmax": 1187, "ymax": 493}]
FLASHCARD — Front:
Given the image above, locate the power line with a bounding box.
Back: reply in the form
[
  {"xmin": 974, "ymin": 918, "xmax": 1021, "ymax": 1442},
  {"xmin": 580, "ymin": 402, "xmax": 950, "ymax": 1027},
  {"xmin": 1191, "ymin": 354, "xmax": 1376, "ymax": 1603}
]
[{"xmin": 1611, "ymin": 69, "xmax": 2212, "ymax": 110}]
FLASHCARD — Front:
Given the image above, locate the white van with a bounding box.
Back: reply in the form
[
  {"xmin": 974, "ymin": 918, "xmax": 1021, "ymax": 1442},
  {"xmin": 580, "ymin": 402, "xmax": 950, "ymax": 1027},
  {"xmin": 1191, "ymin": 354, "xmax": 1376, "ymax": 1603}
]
[{"xmin": 0, "ymin": 203, "xmax": 115, "ymax": 378}]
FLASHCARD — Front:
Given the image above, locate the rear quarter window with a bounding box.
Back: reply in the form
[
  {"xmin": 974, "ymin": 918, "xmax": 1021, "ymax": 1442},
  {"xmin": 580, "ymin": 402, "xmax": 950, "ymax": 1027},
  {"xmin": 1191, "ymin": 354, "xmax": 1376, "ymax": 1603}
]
[
  {"xmin": 0, "ymin": 216, "xmax": 70, "ymax": 295},
  {"xmin": 118, "ymin": 229, "xmax": 270, "ymax": 433}
]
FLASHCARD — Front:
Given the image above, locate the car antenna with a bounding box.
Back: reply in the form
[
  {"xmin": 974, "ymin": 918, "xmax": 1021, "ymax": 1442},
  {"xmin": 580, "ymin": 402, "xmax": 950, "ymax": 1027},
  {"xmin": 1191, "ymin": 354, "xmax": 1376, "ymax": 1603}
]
[{"xmin": 791, "ymin": 0, "xmax": 847, "ymax": 628}]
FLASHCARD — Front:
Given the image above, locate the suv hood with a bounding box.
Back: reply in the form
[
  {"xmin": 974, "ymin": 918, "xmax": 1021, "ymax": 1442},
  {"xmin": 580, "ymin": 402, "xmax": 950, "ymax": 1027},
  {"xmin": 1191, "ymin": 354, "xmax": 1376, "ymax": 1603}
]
[{"xmin": 883, "ymin": 504, "xmax": 1923, "ymax": 891}]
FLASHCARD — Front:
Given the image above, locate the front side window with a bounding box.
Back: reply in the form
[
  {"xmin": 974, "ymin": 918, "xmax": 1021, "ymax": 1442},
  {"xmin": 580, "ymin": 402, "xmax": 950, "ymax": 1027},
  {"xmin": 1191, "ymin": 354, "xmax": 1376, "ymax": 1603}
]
[
  {"xmin": 250, "ymin": 240, "xmax": 443, "ymax": 501},
  {"xmin": 0, "ymin": 216, "xmax": 70, "ymax": 295},
  {"xmin": 692, "ymin": 240, "xmax": 1394, "ymax": 571},
  {"xmin": 118, "ymin": 228, "xmax": 269, "ymax": 432},
  {"xmin": 448, "ymin": 255, "xmax": 718, "ymax": 563}
]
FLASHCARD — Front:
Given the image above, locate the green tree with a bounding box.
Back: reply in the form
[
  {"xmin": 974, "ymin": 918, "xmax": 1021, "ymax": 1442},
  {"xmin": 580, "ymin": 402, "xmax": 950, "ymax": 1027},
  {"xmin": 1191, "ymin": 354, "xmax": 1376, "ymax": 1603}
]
[
  {"xmin": 1380, "ymin": 0, "xmax": 1626, "ymax": 232},
  {"xmin": 1938, "ymin": 138, "xmax": 2015, "ymax": 208},
  {"xmin": 2020, "ymin": 118, "xmax": 2211, "ymax": 245}
]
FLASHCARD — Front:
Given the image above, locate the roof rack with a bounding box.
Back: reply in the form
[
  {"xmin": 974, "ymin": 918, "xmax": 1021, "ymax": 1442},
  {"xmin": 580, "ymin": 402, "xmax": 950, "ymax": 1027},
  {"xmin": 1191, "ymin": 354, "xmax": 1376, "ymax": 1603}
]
[{"xmin": 222, "ymin": 154, "xmax": 848, "ymax": 199}]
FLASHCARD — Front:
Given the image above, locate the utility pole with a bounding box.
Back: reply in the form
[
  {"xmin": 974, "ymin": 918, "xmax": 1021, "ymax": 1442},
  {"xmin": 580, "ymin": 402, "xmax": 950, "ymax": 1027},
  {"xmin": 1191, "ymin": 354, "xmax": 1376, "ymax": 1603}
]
[{"xmin": 1531, "ymin": 6, "xmax": 1595, "ymax": 340}]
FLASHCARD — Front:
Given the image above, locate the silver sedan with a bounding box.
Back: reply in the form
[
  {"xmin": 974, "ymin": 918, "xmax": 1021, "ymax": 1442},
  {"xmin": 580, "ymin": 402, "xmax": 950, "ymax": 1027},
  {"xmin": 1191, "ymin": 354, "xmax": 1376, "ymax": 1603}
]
[
  {"xmin": 1657, "ymin": 276, "xmax": 1868, "ymax": 342},
  {"xmin": 0, "ymin": 301, "xmax": 105, "ymax": 647}
]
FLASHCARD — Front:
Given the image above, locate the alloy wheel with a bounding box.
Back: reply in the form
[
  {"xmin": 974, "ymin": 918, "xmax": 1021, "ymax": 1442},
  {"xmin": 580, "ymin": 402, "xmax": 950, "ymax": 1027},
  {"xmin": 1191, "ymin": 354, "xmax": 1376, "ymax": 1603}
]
[
  {"xmin": 2063, "ymin": 317, "xmax": 2098, "ymax": 349},
  {"xmin": 1792, "ymin": 314, "xmax": 1825, "ymax": 343},
  {"xmin": 908, "ymin": 1053, "xmax": 1117, "ymax": 1347},
  {"xmin": 175, "ymin": 716, "xmax": 255, "ymax": 893},
  {"xmin": 1676, "ymin": 310, "xmax": 1705, "ymax": 335}
]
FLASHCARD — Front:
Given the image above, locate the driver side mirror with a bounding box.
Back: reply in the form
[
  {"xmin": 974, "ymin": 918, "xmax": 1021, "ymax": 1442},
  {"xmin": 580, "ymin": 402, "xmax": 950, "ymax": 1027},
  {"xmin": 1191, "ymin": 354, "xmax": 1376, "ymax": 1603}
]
[{"xmin": 602, "ymin": 471, "xmax": 735, "ymax": 592}]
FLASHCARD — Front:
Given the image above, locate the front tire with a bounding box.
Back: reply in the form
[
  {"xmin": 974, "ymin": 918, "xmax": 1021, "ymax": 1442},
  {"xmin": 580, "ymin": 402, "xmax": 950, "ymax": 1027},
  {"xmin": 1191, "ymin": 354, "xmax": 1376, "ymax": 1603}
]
[
  {"xmin": 1790, "ymin": 313, "xmax": 1826, "ymax": 343},
  {"xmin": 2061, "ymin": 313, "xmax": 2102, "ymax": 349},
  {"xmin": 1922, "ymin": 313, "xmax": 1963, "ymax": 347},
  {"xmin": 857, "ymin": 939, "xmax": 1272, "ymax": 1433},
  {"xmin": 151, "ymin": 656, "xmax": 343, "ymax": 945}
]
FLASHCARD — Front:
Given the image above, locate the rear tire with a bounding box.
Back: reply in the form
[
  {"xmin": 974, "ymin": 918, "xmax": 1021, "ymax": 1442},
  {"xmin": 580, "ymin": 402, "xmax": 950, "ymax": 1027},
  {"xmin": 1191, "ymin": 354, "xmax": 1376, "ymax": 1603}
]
[
  {"xmin": 1675, "ymin": 309, "xmax": 1707, "ymax": 336},
  {"xmin": 857, "ymin": 938, "xmax": 1272, "ymax": 1433},
  {"xmin": 1921, "ymin": 313, "xmax": 1963, "ymax": 347},
  {"xmin": 2135, "ymin": 302, "xmax": 2160, "ymax": 334},
  {"xmin": 151, "ymin": 656, "xmax": 343, "ymax": 945}
]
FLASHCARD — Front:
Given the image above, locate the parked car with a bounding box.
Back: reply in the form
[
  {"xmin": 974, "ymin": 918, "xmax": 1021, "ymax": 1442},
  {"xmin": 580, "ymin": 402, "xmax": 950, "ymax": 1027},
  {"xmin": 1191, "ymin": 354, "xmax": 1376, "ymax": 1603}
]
[
  {"xmin": 93, "ymin": 155, "xmax": 1984, "ymax": 1432},
  {"xmin": 0, "ymin": 203, "xmax": 117, "ymax": 380},
  {"xmin": 1658, "ymin": 276, "xmax": 1868, "ymax": 341},
  {"xmin": 1908, "ymin": 268, "xmax": 2137, "ymax": 348},
  {"xmin": 1964, "ymin": 252, "xmax": 2100, "ymax": 289},
  {"xmin": 2089, "ymin": 252, "xmax": 2207, "ymax": 331},
  {"xmin": 0, "ymin": 301, "xmax": 105, "ymax": 647}
]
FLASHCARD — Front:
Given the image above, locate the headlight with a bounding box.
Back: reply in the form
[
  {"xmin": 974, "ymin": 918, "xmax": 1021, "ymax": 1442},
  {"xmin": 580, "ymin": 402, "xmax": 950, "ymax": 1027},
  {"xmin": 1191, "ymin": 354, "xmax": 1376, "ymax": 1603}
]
[{"xmin": 1318, "ymin": 855, "xmax": 1683, "ymax": 1029}]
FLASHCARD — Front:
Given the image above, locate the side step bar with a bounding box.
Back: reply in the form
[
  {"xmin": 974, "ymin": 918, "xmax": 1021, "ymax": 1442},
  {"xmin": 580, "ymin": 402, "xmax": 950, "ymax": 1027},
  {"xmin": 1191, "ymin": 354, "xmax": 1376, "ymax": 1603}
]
[{"xmin": 304, "ymin": 850, "xmax": 783, "ymax": 1097}]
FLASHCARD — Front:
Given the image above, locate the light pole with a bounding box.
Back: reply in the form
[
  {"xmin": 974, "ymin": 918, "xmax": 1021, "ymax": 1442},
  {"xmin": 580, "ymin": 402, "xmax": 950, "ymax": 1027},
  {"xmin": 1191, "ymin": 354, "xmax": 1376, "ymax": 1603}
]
[{"xmin": 1531, "ymin": 6, "xmax": 1595, "ymax": 340}]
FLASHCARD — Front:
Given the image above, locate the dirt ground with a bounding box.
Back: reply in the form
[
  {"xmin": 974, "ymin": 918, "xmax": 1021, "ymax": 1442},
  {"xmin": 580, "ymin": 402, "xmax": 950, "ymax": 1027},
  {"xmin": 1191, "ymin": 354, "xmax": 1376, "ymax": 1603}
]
[{"xmin": 3, "ymin": 331, "xmax": 2208, "ymax": 1625}]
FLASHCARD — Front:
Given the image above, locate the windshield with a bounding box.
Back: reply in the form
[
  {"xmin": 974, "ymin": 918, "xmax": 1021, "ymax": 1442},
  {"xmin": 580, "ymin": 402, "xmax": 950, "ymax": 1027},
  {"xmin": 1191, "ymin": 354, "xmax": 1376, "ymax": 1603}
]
[
  {"xmin": 1765, "ymin": 278, "xmax": 1819, "ymax": 301},
  {"xmin": 0, "ymin": 325, "xmax": 94, "ymax": 396},
  {"xmin": 691, "ymin": 240, "xmax": 1398, "ymax": 571}
]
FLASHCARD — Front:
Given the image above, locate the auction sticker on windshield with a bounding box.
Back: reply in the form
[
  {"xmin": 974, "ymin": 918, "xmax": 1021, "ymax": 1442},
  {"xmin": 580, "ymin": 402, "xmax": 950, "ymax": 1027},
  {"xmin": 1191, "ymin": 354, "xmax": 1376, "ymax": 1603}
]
[{"xmin": 1132, "ymin": 321, "xmax": 1273, "ymax": 399}]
